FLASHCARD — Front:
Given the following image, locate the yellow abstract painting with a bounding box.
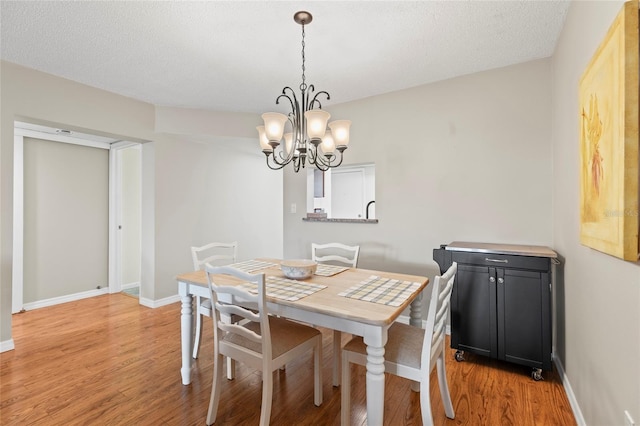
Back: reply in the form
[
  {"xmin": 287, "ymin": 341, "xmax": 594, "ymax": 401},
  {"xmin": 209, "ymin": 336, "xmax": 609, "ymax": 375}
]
[{"xmin": 579, "ymin": 0, "xmax": 639, "ymax": 261}]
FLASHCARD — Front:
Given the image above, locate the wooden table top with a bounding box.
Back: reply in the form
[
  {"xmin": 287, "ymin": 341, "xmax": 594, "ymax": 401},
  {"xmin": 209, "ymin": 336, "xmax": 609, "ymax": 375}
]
[{"xmin": 176, "ymin": 259, "xmax": 429, "ymax": 327}]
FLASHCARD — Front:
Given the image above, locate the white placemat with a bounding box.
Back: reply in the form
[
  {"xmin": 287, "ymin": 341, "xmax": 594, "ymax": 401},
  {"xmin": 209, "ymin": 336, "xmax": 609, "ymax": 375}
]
[
  {"xmin": 229, "ymin": 260, "xmax": 277, "ymax": 273},
  {"xmin": 338, "ymin": 275, "xmax": 421, "ymax": 307},
  {"xmin": 314, "ymin": 264, "xmax": 350, "ymax": 277},
  {"xmin": 236, "ymin": 276, "xmax": 327, "ymax": 302}
]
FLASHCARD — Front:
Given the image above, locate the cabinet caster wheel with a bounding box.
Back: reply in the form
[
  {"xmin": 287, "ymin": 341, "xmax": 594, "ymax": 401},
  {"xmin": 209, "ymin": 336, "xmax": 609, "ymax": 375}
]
[
  {"xmin": 454, "ymin": 350, "xmax": 465, "ymax": 362},
  {"xmin": 531, "ymin": 368, "xmax": 543, "ymax": 381}
]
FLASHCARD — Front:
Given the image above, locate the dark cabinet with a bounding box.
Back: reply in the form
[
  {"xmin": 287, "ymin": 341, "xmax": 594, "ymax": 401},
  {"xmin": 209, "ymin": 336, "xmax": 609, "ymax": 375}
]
[{"xmin": 433, "ymin": 242, "xmax": 556, "ymax": 378}]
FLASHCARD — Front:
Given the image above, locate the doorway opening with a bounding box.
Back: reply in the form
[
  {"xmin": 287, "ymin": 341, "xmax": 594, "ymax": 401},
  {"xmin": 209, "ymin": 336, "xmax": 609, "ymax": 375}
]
[{"xmin": 12, "ymin": 121, "xmax": 142, "ymax": 312}]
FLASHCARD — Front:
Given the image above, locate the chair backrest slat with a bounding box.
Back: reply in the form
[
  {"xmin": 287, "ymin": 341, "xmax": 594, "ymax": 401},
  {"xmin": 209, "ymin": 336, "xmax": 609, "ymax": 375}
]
[
  {"xmin": 312, "ymin": 242, "xmax": 360, "ymax": 267},
  {"xmin": 218, "ymin": 322, "xmax": 262, "ymax": 344},
  {"xmin": 192, "ymin": 242, "xmax": 238, "ymax": 271},
  {"xmin": 205, "ymin": 265, "xmax": 270, "ymax": 359},
  {"xmin": 422, "ymin": 262, "xmax": 457, "ymax": 376}
]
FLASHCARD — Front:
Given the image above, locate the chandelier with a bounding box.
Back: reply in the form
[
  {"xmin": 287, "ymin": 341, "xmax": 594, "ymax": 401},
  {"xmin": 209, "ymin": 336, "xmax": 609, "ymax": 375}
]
[{"xmin": 257, "ymin": 11, "xmax": 351, "ymax": 172}]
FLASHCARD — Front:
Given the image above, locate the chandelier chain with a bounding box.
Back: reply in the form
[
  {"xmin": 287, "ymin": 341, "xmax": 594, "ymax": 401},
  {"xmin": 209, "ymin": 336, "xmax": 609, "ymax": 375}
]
[{"xmin": 300, "ymin": 24, "xmax": 307, "ymax": 91}]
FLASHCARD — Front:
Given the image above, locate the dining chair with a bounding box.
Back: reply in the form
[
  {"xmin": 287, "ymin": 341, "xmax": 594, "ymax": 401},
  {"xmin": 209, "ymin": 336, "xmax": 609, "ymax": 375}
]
[
  {"xmin": 191, "ymin": 241, "xmax": 238, "ymax": 360},
  {"xmin": 205, "ymin": 265, "xmax": 323, "ymax": 426},
  {"xmin": 311, "ymin": 242, "xmax": 360, "ymax": 268},
  {"xmin": 311, "ymin": 242, "xmax": 360, "ymax": 387},
  {"xmin": 341, "ymin": 262, "xmax": 458, "ymax": 426}
]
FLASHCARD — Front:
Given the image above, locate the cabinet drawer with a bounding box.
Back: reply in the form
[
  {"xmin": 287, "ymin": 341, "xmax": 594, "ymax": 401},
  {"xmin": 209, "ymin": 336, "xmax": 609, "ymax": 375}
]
[{"xmin": 449, "ymin": 251, "xmax": 550, "ymax": 272}]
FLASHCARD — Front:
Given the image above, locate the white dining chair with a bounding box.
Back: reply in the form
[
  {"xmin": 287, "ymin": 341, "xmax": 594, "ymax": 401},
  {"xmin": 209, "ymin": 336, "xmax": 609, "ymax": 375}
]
[
  {"xmin": 311, "ymin": 242, "xmax": 360, "ymax": 387},
  {"xmin": 312, "ymin": 242, "xmax": 360, "ymax": 268},
  {"xmin": 191, "ymin": 242, "xmax": 237, "ymax": 360},
  {"xmin": 205, "ymin": 265, "xmax": 323, "ymax": 426},
  {"xmin": 341, "ymin": 262, "xmax": 458, "ymax": 426}
]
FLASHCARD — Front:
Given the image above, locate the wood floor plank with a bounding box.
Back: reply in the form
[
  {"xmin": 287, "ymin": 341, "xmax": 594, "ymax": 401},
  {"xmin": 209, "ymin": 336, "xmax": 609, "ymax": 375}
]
[{"xmin": 1, "ymin": 294, "xmax": 576, "ymax": 425}]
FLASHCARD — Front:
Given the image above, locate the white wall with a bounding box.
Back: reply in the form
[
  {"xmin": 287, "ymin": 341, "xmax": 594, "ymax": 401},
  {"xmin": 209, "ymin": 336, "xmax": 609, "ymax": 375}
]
[
  {"xmin": 1, "ymin": 61, "xmax": 155, "ymax": 342},
  {"xmin": 284, "ymin": 59, "xmax": 553, "ymax": 286},
  {"xmin": 23, "ymin": 137, "xmax": 109, "ymax": 301},
  {"xmin": 551, "ymin": 1, "xmax": 640, "ymax": 424},
  {"xmin": 1, "ymin": 61, "xmax": 283, "ymax": 345},
  {"xmin": 121, "ymin": 146, "xmax": 141, "ymax": 286},
  {"xmin": 150, "ymin": 133, "xmax": 283, "ymax": 300}
]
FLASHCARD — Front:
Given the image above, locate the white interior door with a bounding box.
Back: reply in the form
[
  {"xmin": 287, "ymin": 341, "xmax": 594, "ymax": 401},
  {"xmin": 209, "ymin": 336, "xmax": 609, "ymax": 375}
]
[
  {"xmin": 112, "ymin": 144, "xmax": 141, "ymax": 292},
  {"xmin": 331, "ymin": 168, "xmax": 365, "ymax": 219}
]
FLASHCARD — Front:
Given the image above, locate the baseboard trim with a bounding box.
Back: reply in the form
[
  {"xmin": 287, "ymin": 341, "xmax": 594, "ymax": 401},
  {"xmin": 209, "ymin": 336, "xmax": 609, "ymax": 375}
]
[
  {"xmin": 23, "ymin": 287, "xmax": 109, "ymax": 311},
  {"xmin": 19, "ymin": 287, "xmax": 179, "ymax": 312},
  {"xmin": 554, "ymin": 356, "xmax": 586, "ymax": 426},
  {"xmin": 139, "ymin": 294, "xmax": 180, "ymax": 309},
  {"xmin": 121, "ymin": 282, "xmax": 140, "ymax": 290},
  {"xmin": 1, "ymin": 339, "xmax": 15, "ymax": 353}
]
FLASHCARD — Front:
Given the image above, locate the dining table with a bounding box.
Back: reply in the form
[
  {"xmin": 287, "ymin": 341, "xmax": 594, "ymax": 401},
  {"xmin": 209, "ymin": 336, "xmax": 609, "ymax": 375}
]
[{"xmin": 176, "ymin": 258, "xmax": 429, "ymax": 426}]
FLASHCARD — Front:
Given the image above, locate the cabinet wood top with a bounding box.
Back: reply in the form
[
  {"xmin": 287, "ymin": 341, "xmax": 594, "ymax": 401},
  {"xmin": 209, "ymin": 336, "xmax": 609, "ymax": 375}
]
[{"xmin": 445, "ymin": 241, "xmax": 558, "ymax": 258}]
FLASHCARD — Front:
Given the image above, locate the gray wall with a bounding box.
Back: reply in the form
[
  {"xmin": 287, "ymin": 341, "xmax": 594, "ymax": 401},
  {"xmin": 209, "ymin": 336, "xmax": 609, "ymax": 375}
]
[
  {"xmin": 121, "ymin": 146, "xmax": 141, "ymax": 286},
  {"xmin": 23, "ymin": 137, "xmax": 109, "ymax": 301},
  {"xmin": 1, "ymin": 61, "xmax": 154, "ymax": 342},
  {"xmin": 0, "ymin": 61, "xmax": 282, "ymax": 343},
  {"xmin": 284, "ymin": 58, "xmax": 553, "ymax": 283},
  {"xmin": 552, "ymin": 1, "xmax": 640, "ymax": 424}
]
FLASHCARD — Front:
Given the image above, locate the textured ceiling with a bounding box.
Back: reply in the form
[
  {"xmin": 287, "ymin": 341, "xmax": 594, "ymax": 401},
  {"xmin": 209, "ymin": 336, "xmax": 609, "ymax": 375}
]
[{"xmin": 1, "ymin": 1, "xmax": 570, "ymax": 114}]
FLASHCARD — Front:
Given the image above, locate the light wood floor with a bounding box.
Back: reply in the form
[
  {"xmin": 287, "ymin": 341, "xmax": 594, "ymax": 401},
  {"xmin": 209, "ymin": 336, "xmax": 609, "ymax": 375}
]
[{"xmin": 1, "ymin": 294, "xmax": 576, "ymax": 425}]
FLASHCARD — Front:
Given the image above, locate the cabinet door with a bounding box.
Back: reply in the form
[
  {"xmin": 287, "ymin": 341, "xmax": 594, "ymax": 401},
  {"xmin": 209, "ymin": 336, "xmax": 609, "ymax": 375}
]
[
  {"xmin": 497, "ymin": 268, "xmax": 551, "ymax": 370},
  {"xmin": 451, "ymin": 264, "xmax": 497, "ymax": 358}
]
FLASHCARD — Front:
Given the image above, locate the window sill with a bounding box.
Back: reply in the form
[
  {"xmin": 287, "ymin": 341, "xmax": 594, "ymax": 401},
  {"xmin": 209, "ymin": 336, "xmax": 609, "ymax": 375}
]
[{"xmin": 302, "ymin": 218, "xmax": 378, "ymax": 224}]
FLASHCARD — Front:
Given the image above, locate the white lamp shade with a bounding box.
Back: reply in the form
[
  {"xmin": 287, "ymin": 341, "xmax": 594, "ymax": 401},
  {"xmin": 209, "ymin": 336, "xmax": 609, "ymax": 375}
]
[
  {"xmin": 328, "ymin": 120, "xmax": 351, "ymax": 146},
  {"xmin": 256, "ymin": 125, "xmax": 272, "ymax": 151},
  {"xmin": 304, "ymin": 109, "xmax": 330, "ymax": 139},
  {"xmin": 262, "ymin": 112, "xmax": 288, "ymax": 142},
  {"xmin": 320, "ymin": 130, "xmax": 336, "ymax": 154},
  {"xmin": 284, "ymin": 132, "xmax": 293, "ymax": 155}
]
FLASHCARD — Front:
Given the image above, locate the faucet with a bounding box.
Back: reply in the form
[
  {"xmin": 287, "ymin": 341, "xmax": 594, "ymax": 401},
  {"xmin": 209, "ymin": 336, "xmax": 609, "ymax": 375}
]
[{"xmin": 366, "ymin": 200, "xmax": 375, "ymax": 219}]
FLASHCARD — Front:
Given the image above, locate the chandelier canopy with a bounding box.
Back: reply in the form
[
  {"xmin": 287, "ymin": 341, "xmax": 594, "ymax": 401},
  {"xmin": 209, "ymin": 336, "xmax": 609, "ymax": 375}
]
[{"xmin": 257, "ymin": 11, "xmax": 351, "ymax": 172}]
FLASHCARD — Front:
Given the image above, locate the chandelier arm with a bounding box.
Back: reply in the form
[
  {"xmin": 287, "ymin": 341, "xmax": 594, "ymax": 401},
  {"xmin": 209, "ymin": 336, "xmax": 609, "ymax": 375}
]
[
  {"xmin": 310, "ymin": 145, "xmax": 345, "ymax": 170},
  {"xmin": 327, "ymin": 150, "xmax": 345, "ymax": 168},
  {"xmin": 311, "ymin": 150, "xmax": 332, "ymax": 167},
  {"xmin": 269, "ymin": 145, "xmax": 294, "ymax": 166},
  {"xmin": 264, "ymin": 153, "xmax": 288, "ymax": 170},
  {"xmin": 307, "ymin": 88, "xmax": 331, "ymax": 110},
  {"xmin": 311, "ymin": 153, "xmax": 330, "ymax": 171},
  {"xmin": 278, "ymin": 86, "xmax": 304, "ymax": 156},
  {"xmin": 305, "ymin": 142, "xmax": 318, "ymax": 163},
  {"xmin": 276, "ymin": 86, "xmax": 298, "ymax": 115}
]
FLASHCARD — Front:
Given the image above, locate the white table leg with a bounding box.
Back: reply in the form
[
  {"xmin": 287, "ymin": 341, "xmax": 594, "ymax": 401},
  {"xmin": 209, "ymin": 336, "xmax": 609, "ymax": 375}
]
[
  {"xmin": 364, "ymin": 331, "xmax": 386, "ymax": 426},
  {"xmin": 180, "ymin": 292, "xmax": 194, "ymax": 385}
]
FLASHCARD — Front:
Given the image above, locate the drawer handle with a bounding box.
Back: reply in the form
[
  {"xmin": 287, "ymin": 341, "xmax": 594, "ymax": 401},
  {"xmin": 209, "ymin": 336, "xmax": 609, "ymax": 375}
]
[{"xmin": 485, "ymin": 258, "xmax": 508, "ymax": 263}]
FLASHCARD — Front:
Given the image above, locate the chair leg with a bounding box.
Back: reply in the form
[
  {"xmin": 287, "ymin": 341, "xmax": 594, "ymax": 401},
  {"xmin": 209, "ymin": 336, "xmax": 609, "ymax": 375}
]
[
  {"xmin": 226, "ymin": 357, "xmax": 235, "ymax": 380},
  {"xmin": 314, "ymin": 336, "xmax": 323, "ymax": 406},
  {"xmin": 333, "ymin": 330, "xmax": 342, "ymax": 386},
  {"xmin": 340, "ymin": 351, "xmax": 351, "ymax": 426},
  {"xmin": 259, "ymin": 371, "xmax": 273, "ymax": 426},
  {"xmin": 419, "ymin": 375, "xmax": 434, "ymax": 426},
  {"xmin": 192, "ymin": 307, "xmax": 203, "ymax": 359},
  {"xmin": 206, "ymin": 354, "xmax": 224, "ymax": 425},
  {"xmin": 436, "ymin": 351, "xmax": 455, "ymax": 419}
]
